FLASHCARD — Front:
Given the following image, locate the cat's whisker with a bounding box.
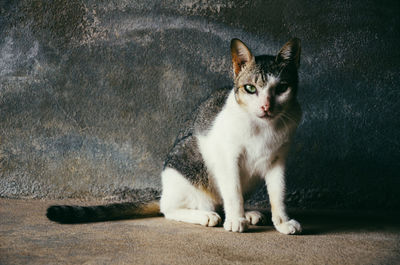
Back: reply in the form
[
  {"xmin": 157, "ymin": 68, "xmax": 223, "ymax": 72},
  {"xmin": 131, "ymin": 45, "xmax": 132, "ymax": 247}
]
[
  {"xmin": 280, "ymin": 112, "xmax": 299, "ymax": 127},
  {"xmin": 278, "ymin": 115, "xmax": 290, "ymax": 132},
  {"xmin": 280, "ymin": 112, "xmax": 296, "ymax": 123}
]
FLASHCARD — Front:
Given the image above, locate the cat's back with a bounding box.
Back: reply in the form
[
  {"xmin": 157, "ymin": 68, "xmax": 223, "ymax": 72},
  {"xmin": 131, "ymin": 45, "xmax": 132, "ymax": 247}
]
[
  {"xmin": 175, "ymin": 87, "xmax": 231, "ymax": 140},
  {"xmin": 163, "ymin": 87, "xmax": 231, "ymax": 187},
  {"xmin": 193, "ymin": 87, "xmax": 231, "ymax": 135}
]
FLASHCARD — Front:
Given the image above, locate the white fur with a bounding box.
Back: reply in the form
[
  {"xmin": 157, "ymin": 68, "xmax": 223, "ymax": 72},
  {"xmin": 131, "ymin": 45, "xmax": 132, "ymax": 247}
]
[
  {"xmin": 245, "ymin": 211, "xmax": 265, "ymax": 225},
  {"xmin": 160, "ymin": 89, "xmax": 301, "ymax": 234}
]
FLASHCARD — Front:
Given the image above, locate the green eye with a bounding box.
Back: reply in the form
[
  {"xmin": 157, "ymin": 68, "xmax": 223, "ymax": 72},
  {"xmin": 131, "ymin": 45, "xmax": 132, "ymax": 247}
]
[{"xmin": 244, "ymin": 84, "xmax": 257, "ymax": 94}]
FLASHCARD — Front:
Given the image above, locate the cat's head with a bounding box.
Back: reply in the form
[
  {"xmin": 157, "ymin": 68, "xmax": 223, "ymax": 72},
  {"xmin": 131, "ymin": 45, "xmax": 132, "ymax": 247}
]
[{"xmin": 231, "ymin": 38, "xmax": 301, "ymax": 122}]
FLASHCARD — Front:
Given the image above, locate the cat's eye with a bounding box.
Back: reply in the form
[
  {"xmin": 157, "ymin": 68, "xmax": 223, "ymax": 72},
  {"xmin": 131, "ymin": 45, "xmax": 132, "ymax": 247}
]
[
  {"xmin": 275, "ymin": 84, "xmax": 289, "ymax": 95},
  {"xmin": 244, "ymin": 84, "xmax": 257, "ymax": 94}
]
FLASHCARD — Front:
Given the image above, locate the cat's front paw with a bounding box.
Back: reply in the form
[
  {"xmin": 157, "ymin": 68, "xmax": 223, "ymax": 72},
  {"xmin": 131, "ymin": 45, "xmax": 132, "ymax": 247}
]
[
  {"xmin": 245, "ymin": 211, "xmax": 265, "ymax": 225},
  {"xmin": 274, "ymin": 219, "xmax": 302, "ymax": 235},
  {"xmin": 223, "ymin": 217, "xmax": 249, "ymax": 233}
]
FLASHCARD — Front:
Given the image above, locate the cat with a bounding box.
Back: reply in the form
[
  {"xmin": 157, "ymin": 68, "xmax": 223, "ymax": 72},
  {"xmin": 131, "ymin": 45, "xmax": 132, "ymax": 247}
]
[{"xmin": 47, "ymin": 38, "xmax": 302, "ymax": 234}]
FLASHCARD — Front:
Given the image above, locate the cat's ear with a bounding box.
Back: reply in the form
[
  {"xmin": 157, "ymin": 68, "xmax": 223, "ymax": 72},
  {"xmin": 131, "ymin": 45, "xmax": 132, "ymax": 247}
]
[
  {"xmin": 231, "ymin": 39, "xmax": 255, "ymax": 77},
  {"xmin": 276, "ymin": 38, "xmax": 301, "ymax": 68}
]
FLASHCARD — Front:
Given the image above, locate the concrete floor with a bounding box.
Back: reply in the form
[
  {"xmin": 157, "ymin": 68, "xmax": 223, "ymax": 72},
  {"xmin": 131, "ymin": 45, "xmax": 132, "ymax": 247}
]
[{"xmin": 1, "ymin": 199, "xmax": 399, "ymax": 265}]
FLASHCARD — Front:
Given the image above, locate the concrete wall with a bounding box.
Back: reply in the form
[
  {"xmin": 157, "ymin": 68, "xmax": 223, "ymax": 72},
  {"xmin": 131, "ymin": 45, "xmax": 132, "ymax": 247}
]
[{"xmin": 1, "ymin": 0, "xmax": 399, "ymax": 210}]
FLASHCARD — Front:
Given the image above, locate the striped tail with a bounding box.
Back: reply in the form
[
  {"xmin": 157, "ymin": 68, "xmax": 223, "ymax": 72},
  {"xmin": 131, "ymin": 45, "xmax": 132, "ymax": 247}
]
[{"xmin": 46, "ymin": 200, "xmax": 160, "ymax": 224}]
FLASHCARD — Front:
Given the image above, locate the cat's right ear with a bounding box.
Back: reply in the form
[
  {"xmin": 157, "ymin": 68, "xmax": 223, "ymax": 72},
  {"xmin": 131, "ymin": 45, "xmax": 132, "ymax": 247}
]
[
  {"xmin": 276, "ymin": 38, "xmax": 301, "ymax": 69},
  {"xmin": 231, "ymin": 39, "xmax": 255, "ymax": 77}
]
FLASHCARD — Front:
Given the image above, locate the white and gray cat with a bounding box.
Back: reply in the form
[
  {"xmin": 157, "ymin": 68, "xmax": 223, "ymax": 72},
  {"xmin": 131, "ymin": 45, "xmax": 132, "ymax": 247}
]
[{"xmin": 47, "ymin": 38, "xmax": 302, "ymax": 234}]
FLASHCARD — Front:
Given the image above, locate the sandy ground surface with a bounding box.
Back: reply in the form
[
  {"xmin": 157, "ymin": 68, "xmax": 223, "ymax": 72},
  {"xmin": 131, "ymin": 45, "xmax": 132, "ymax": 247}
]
[{"xmin": 1, "ymin": 199, "xmax": 399, "ymax": 265}]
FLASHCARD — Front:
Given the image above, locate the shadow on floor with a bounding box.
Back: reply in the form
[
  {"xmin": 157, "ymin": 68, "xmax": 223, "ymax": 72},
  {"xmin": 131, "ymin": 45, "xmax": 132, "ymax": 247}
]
[{"xmin": 245, "ymin": 209, "xmax": 400, "ymax": 235}]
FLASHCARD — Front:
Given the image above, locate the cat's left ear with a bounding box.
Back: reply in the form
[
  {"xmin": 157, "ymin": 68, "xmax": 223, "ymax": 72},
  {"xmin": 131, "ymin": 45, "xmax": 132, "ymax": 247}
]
[
  {"xmin": 276, "ymin": 38, "xmax": 301, "ymax": 69},
  {"xmin": 231, "ymin": 38, "xmax": 255, "ymax": 77}
]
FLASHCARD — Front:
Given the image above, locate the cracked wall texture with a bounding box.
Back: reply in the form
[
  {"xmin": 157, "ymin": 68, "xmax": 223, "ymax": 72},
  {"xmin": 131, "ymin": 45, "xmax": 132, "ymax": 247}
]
[{"xmin": 0, "ymin": 0, "xmax": 399, "ymax": 210}]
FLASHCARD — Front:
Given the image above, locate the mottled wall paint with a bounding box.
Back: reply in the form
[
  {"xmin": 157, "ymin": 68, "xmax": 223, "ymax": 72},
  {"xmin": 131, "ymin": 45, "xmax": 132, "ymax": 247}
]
[{"xmin": 0, "ymin": 0, "xmax": 399, "ymax": 209}]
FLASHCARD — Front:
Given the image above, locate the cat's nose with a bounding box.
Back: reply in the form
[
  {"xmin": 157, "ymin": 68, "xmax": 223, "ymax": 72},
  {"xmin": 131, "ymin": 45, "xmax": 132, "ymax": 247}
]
[
  {"xmin": 261, "ymin": 104, "xmax": 270, "ymax": 112},
  {"xmin": 261, "ymin": 97, "xmax": 271, "ymax": 112}
]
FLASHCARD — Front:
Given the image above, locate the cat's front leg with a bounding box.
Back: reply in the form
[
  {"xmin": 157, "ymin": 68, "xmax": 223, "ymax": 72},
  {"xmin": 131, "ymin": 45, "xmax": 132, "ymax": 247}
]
[
  {"xmin": 265, "ymin": 156, "xmax": 302, "ymax": 235},
  {"xmin": 213, "ymin": 162, "xmax": 248, "ymax": 233}
]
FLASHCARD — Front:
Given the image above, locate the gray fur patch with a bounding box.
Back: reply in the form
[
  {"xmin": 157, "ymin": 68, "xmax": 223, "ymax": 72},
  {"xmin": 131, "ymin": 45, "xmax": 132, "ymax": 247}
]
[
  {"xmin": 193, "ymin": 88, "xmax": 231, "ymax": 135},
  {"xmin": 163, "ymin": 88, "xmax": 230, "ymax": 187}
]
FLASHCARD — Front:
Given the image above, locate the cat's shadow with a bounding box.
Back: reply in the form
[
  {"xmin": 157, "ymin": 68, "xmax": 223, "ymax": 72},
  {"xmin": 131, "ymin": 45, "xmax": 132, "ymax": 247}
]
[{"xmin": 238, "ymin": 209, "xmax": 400, "ymax": 235}]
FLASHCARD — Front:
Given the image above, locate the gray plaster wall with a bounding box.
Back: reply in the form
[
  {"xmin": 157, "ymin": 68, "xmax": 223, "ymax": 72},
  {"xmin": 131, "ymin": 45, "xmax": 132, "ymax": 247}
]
[{"xmin": 0, "ymin": 0, "xmax": 399, "ymax": 210}]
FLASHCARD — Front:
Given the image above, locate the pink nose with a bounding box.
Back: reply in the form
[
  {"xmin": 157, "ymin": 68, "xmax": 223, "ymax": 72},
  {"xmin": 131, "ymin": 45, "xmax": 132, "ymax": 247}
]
[{"xmin": 261, "ymin": 104, "xmax": 270, "ymax": 112}]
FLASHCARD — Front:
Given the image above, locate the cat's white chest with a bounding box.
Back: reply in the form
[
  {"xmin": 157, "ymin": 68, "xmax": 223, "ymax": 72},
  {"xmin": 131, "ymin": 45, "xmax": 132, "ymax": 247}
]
[
  {"xmin": 238, "ymin": 120, "xmax": 290, "ymax": 193},
  {"xmin": 240, "ymin": 128, "xmax": 276, "ymax": 176}
]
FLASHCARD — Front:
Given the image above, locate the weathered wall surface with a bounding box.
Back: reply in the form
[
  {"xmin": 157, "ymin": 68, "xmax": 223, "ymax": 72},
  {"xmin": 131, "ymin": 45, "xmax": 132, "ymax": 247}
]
[{"xmin": 1, "ymin": 0, "xmax": 399, "ymax": 209}]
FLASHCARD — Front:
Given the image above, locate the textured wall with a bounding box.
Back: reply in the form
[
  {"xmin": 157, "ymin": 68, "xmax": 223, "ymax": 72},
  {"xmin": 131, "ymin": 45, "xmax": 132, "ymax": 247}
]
[{"xmin": 0, "ymin": 0, "xmax": 399, "ymax": 209}]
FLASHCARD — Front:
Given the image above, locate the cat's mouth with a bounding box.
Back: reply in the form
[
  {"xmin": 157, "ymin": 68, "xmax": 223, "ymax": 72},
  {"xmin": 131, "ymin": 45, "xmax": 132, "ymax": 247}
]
[{"xmin": 259, "ymin": 112, "xmax": 275, "ymax": 120}]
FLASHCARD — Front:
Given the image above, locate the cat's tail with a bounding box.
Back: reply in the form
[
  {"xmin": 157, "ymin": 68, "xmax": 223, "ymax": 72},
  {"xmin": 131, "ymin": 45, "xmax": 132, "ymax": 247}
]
[{"xmin": 46, "ymin": 200, "xmax": 160, "ymax": 224}]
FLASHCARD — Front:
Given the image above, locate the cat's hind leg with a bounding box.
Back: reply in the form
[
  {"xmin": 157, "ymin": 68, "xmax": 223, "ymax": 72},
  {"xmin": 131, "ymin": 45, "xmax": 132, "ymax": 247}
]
[
  {"xmin": 160, "ymin": 167, "xmax": 221, "ymax": 227},
  {"xmin": 163, "ymin": 209, "xmax": 221, "ymax": 227}
]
